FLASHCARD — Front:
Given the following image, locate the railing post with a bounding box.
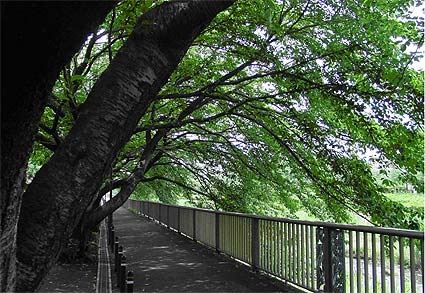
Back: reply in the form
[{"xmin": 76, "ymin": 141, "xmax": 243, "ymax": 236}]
[
  {"xmin": 323, "ymin": 227, "xmax": 333, "ymax": 292},
  {"xmin": 119, "ymin": 255, "xmax": 127, "ymax": 291},
  {"xmin": 251, "ymin": 217, "xmax": 259, "ymax": 271},
  {"xmin": 126, "ymin": 271, "xmax": 134, "ymax": 293},
  {"xmin": 215, "ymin": 213, "xmax": 220, "ymax": 253},
  {"xmin": 316, "ymin": 227, "xmax": 345, "ymax": 293},
  {"xmin": 192, "ymin": 209, "xmax": 196, "ymax": 241}
]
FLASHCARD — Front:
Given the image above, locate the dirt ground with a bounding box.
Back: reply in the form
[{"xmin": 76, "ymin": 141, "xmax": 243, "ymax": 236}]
[{"xmin": 38, "ymin": 262, "xmax": 97, "ymax": 293}]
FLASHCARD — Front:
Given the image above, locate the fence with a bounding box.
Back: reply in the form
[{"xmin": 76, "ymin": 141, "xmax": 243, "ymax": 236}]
[{"xmin": 124, "ymin": 199, "xmax": 424, "ymax": 293}]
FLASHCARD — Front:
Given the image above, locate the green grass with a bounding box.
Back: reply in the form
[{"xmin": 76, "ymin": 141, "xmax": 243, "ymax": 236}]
[
  {"xmin": 294, "ymin": 192, "xmax": 424, "ymax": 226},
  {"xmin": 385, "ymin": 192, "xmax": 425, "ymax": 209}
]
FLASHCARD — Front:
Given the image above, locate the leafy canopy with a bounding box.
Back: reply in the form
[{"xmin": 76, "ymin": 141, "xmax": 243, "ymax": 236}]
[{"xmin": 31, "ymin": 0, "xmax": 424, "ymax": 229}]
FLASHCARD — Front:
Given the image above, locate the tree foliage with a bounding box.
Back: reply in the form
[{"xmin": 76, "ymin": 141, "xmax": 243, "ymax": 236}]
[{"xmin": 33, "ymin": 0, "xmax": 424, "ymax": 230}]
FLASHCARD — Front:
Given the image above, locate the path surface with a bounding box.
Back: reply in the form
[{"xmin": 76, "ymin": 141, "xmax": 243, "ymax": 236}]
[
  {"xmin": 111, "ymin": 207, "xmax": 301, "ymax": 292},
  {"xmin": 39, "ymin": 262, "xmax": 97, "ymax": 292}
]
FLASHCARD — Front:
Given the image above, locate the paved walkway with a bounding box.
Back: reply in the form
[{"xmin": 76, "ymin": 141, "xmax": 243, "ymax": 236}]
[{"xmin": 111, "ymin": 207, "xmax": 301, "ymax": 292}]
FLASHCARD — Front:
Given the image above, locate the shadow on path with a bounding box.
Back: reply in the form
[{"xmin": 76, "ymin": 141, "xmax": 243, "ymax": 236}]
[{"xmin": 112, "ymin": 207, "xmax": 301, "ymax": 292}]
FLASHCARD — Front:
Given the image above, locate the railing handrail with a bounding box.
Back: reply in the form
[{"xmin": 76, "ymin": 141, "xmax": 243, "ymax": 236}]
[{"xmin": 130, "ymin": 199, "xmax": 424, "ymax": 239}]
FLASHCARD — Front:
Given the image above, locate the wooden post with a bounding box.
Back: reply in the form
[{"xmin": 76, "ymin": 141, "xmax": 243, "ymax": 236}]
[
  {"xmin": 251, "ymin": 217, "xmax": 259, "ymax": 271},
  {"xmin": 126, "ymin": 271, "xmax": 134, "ymax": 293}
]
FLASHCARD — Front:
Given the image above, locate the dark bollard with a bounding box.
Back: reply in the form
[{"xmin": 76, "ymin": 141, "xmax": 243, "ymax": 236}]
[
  {"xmin": 114, "ymin": 236, "xmax": 119, "ymax": 258},
  {"xmin": 126, "ymin": 271, "xmax": 134, "ymax": 293},
  {"xmin": 119, "ymin": 255, "xmax": 127, "ymax": 292},
  {"xmin": 115, "ymin": 245, "xmax": 123, "ymax": 273},
  {"xmin": 107, "ymin": 224, "xmax": 113, "ymax": 245},
  {"xmin": 110, "ymin": 227, "xmax": 115, "ymax": 250}
]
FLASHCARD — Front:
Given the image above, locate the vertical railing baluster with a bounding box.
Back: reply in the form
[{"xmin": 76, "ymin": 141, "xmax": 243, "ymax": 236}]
[
  {"xmin": 264, "ymin": 220, "xmax": 268, "ymax": 271},
  {"xmin": 273, "ymin": 222, "xmax": 276, "ymax": 275},
  {"xmin": 284, "ymin": 222, "xmax": 288, "ymax": 280},
  {"xmin": 349, "ymin": 231, "xmax": 354, "ymax": 293},
  {"xmin": 364, "ymin": 232, "xmax": 369, "ymax": 293},
  {"xmin": 356, "ymin": 231, "xmax": 361, "ymax": 293},
  {"xmin": 246, "ymin": 218, "xmax": 250, "ymax": 262},
  {"xmin": 241, "ymin": 217, "xmax": 245, "ymax": 261},
  {"xmin": 192, "ymin": 209, "xmax": 196, "ymax": 241},
  {"xmin": 390, "ymin": 236, "xmax": 395, "ymax": 292},
  {"xmin": 239, "ymin": 217, "xmax": 243, "ymax": 261},
  {"xmin": 372, "ymin": 233, "xmax": 377, "ymax": 293},
  {"xmin": 279, "ymin": 222, "xmax": 283, "ymax": 279},
  {"xmin": 380, "ymin": 234, "xmax": 386, "ymax": 293},
  {"xmin": 311, "ymin": 226, "xmax": 315, "ymax": 290},
  {"xmin": 399, "ymin": 236, "xmax": 405, "ymax": 293},
  {"xmin": 289, "ymin": 223, "xmax": 295, "ymax": 282},
  {"xmin": 229, "ymin": 216, "xmax": 233, "ymax": 256},
  {"xmin": 246, "ymin": 217, "xmax": 249, "ymax": 262},
  {"xmin": 261, "ymin": 220, "xmax": 264, "ymax": 270},
  {"xmin": 409, "ymin": 238, "xmax": 416, "ymax": 293},
  {"xmin": 215, "ymin": 213, "xmax": 220, "ymax": 253},
  {"xmin": 271, "ymin": 222, "xmax": 274, "ymax": 274},
  {"xmin": 252, "ymin": 217, "xmax": 259, "ymax": 271},
  {"xmin": 421, "ymin": 239, "xmax": 424, "ymax": 293},
  {"xmin": 167, "ymin": 205, "xmax": 170, "ymax": 228},
  {"xmin": 177, "ymin": 207, "xmax": 180, "ymax": 233},
  {"xmin": 277, "ymin": 222, "xmax": 280, "ymax": 276},
  {"xmin": 306, "ymin": 224, "xmax": 310, "ymax": 289}
]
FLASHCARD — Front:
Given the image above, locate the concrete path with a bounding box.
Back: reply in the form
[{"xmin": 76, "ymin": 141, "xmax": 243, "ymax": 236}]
[{"xmin": 111, "ymin": 207, "xmax": 301, "ymax": 292}]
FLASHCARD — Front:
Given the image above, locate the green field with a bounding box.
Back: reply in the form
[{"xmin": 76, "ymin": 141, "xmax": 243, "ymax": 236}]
[
  {"xmin": 295, "ymin": 192, "xmax": 424, "ymax": 225},
  {"xmin": 385, "ymin": 192, "xmax": 425, "ymax": 209}
]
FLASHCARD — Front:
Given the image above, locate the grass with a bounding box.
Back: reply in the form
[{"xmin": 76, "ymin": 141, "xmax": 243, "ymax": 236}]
[
  {"xmin": 295, "ymin": 192, "xmax": 424, "ymax": 226},
  {"xmin": 385, "ymin": 192, "xmax": 425, "ymax": 209}
]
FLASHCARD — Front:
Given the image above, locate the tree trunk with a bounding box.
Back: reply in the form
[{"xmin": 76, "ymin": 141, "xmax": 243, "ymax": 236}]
[
  {"xmin": 0, "ymin": 2, "xmax": 115, "ymax": 291},
  {"xmin": 15, "ymin": 2, "xmax": 234, "ymax": 291}
]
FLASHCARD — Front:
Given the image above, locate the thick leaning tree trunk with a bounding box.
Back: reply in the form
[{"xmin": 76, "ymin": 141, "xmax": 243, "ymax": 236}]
[
  {"xmin": 0, "ymin": 2, "xmax": 115, "ymax": 292},
  {"xmin": 16, "ymin": 1, "xmax": 234, "ymax": 291}
]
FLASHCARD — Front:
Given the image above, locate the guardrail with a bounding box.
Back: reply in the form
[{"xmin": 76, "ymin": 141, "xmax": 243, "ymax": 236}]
[{"xmin": 124, "ymin": 199, "xmax": 424, "ymax": 293}]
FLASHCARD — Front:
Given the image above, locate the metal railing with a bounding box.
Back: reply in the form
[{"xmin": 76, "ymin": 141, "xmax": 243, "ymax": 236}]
[{"xmin": 123, "ymin": 199, "xmax": 424, "ymax": 293}]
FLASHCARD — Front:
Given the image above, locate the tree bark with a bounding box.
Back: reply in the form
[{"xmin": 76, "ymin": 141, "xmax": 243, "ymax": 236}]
[
  {"xmin": 0, "ymin": 2, "xmax": 115, "ymax": 291},
  {"xmin": 15, "ymin": 1, "xmax": 234, "ymax": 291}
]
